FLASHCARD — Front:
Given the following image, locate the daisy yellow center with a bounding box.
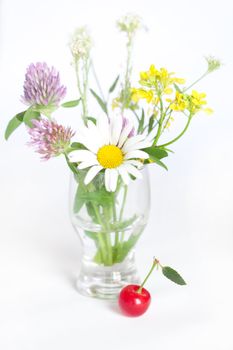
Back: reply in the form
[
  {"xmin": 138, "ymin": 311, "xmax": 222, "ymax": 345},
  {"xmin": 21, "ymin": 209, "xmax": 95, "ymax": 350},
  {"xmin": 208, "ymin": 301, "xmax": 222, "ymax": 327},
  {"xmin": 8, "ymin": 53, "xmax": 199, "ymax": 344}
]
[{"xmin": 97, "ymin": 145, "xmax": 123, "ymax": 169}]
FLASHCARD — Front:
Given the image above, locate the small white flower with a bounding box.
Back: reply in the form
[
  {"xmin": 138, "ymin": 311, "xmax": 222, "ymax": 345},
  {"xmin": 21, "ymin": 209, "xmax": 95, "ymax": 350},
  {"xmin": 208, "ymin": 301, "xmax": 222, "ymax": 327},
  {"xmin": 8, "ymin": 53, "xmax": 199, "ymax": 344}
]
[
  {"xmin": 205, "ymin": 55, "xmax": 221, "ymax": 73},
  {"xmin": 69, "ymin": 26, "xmax": 92, "ymax": 60},
  {"xmin": 117, "ymin": 13, "xmax": 143, "ymax": 36},
  {"xmin": 68, "ymin": 115, "xmax": 154, "ymax": 192}
]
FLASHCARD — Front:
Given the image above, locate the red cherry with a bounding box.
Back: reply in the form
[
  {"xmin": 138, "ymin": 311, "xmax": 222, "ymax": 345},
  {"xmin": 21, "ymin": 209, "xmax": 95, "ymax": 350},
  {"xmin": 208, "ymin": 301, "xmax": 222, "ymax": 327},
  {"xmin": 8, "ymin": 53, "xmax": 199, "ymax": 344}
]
[{"xmin": 118, "ymin": 284, "xmax": 151, "ymax": 317}]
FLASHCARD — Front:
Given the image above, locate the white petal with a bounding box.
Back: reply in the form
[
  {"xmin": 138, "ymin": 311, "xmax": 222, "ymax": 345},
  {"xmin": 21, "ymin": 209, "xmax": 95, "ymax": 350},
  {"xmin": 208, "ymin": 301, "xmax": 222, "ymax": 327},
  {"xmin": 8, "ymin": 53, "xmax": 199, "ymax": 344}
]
[
  {"xmin": 97, "ymin": 115, "xmax": 110, "ymax": 145},
  {"xmin": 118, "ymin": 166, "xmax": 130, "ymax": 185},
  {"xmin": 105, "ymin": 168, "xmax": 111, "ymax": 192},
  {"xmin": 110, "ymin": 116, "xmax": 122, "ymax": 145},
  {"xmin": 124, "ymin": 160, "xmax": 143, "ymax": 168},
  {"xmin": 122, "ymin": 134, "xmax": 145, "ymax": 152},
  {"xmin": 118, "ymin": 120, "xmax": 134, "ymax": 148},
  {"xmin": 78, "ymin": 159, "xmax": 99, "ymax": 169},
  {"xmin": 84, "ymin": 165, "xmax": 103, "ymax": 185},
  {"xmin": 109, "ymin": 169, "xmax": 118, "ymax": 192},
  {"xmin": 123, "ymin": 163, "xmax": 142, "ymax": 179},
  {"xmin": 77, "ymin": 135, "xmax": 100, "ymax": 153},
  {"xmin": 68, "ymin": 150, "xmax": 96, "ymax": 163},
  {"xmin": 124, "ymin": 150, "xmax": 149, "ymax": 160},
  {"xmin": 123, "ymin": 138, "xmax": 153, "ymax": 153},
  {"xmin": 85, "ymin": 123, "xmax": 104, "ymax": 152},
  {"xmin": 76, "ymin": 126, "xmax": 100, "ymax": 153}
]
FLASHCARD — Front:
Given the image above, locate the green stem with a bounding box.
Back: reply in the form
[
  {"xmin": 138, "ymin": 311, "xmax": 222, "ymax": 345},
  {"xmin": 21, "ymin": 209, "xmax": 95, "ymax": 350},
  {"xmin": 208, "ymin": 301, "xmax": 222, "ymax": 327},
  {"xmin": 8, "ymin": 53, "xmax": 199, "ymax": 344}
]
[
  {"xmin": 75, "ymin": 60, "xmax": 88, "ymax": 122},
  {"xmin": 92, "ymin": 204, "xmax": 112, "ymax": 265},
  {"xmin": 183, "ymin": 71, "xmax": 208, "ymax": 92},
  {"xmin": 158, "ymin": 114, "xmax": 193, "ymax": 148},
  {"xmin": 82, "ymin": 59, "xmax": 90, "ymax": 119},
  {"xmin": 122, "ymin": 35, "xmax": 133, "ymax": 112},
  {"xmin": 119, "ymin": 186, "xmax": 128, "ymax": 243},
  {"xmin": 137, "ymin": 259, "xmax": 159, "ymax": 293},
  {"xmin": 64, "ymin": 153, "xmax": 79, "ymax": 176},
  {"xmin": 91, "ymin": 61, "xmax": 106, "ymax": 102},
  {"xmin": 91, "ymin": 204, "xmax": 106, "ymax": 260},
  {"xmin": 153, "ymin": 94, "xmax": 165, "ymax": 145},
  {"xmin": 103, "ymin": 206, "xmax": 113, "ymax": 265},
  {"xmin": 112, "ymin": 198, "xmax": 119, "ymax": 249},
  {"xmin": 132, "ymin": 109, "xmax": 140, "ymax": 123}
]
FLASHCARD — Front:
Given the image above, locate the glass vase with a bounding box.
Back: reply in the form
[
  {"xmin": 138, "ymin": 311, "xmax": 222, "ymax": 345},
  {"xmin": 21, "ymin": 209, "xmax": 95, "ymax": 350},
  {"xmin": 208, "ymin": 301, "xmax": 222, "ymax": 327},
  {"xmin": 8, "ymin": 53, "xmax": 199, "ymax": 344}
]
[{"xmin": 69, "ymin": 167, "xmax": 150, "ymax": 299}]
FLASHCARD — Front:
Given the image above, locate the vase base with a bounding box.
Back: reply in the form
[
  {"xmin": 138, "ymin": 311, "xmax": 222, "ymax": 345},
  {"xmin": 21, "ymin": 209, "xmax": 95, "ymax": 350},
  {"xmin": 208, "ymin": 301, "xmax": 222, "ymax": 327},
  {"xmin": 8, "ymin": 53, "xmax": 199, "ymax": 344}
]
[{"xmin": 76, "ymin": 254, "xmax": 140, "ymax": 299}]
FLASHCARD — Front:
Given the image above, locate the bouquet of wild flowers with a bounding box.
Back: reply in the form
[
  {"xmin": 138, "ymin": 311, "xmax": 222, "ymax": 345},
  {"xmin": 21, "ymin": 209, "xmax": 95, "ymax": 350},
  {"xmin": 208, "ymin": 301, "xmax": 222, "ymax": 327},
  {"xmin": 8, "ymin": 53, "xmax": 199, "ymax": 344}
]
[{"xmin": 5, "ymin": 14, "xmax": 220, "ymax": 268}]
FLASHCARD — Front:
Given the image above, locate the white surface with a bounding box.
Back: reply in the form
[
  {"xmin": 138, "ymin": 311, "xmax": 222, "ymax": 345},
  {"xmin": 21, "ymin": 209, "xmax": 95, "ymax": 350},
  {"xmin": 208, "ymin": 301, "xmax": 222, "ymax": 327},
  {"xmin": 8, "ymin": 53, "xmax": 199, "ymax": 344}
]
[{"xmin": 0, "ymin": 0, "xmax": 233, "ymax": 349}]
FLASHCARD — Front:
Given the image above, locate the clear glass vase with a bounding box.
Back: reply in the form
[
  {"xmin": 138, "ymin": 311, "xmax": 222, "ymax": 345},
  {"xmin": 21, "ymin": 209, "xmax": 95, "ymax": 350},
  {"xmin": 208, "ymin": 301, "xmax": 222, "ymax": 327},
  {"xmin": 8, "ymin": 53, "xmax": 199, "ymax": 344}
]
[{"xmin": 69, "ymin": 167, "xmax": 150, "ymax": 299}]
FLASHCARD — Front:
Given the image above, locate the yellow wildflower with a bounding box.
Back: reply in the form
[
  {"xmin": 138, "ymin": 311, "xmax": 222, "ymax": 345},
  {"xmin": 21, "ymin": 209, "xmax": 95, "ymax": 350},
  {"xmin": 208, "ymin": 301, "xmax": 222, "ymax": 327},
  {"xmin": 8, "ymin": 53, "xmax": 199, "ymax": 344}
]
[
  {"xmin": 140, "ymin": 71, "xmax": 149, "ymax": 81},
  {"xmin": 164, "ymin": 87, "xmax": 173, "ymax": 95},
  {"xmin": 173, "ymin": 77, "xmax": 186, "ymax": 84},
  {"xmin": 139, "ymin": 64, "xmax": 185, "ymax": 92},
  {"xmin": 189, "ymin": 90, "xmax": 207, "ymax": 113},
  {"xmin": 204, "ymin": 107, "xmax": 214, "ymax": 115},
  {"xmin": 169, "ymin": 92, "xmax": 188, "ymax": 111},
  {"xmin": 131, "ymin": 88, "xmax": 154, "ymax": 103},
  {"xmin": 191, "ymin": 90, "xmax": 207, "ymax": 105}
]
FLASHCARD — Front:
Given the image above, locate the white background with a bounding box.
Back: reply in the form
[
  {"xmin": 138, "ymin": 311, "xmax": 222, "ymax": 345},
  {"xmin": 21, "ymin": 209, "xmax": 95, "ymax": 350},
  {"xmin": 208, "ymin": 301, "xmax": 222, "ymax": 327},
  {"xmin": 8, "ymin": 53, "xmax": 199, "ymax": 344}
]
[{"xmin": 0, "ymin": 0, "xmax": 233, "ymax": 349}]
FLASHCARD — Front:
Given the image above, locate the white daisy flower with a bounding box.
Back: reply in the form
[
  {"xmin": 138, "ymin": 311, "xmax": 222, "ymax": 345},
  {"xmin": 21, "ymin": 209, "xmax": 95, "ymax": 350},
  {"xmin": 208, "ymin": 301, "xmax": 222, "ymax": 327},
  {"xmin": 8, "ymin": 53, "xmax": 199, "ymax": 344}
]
[{"xmin": 68, "ymin": 115, "xmax": 154, "ymax": 192}]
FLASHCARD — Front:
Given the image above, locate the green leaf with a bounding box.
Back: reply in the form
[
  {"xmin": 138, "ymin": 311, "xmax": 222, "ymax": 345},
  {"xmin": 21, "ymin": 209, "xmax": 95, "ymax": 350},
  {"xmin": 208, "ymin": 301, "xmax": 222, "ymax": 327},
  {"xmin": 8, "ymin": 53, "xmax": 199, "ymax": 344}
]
[
  {"xmin": 144, "ymin": 147, "xmax": 168, "ymax": 160},
  {"xmin": 86, "ymin": 202, "xmax": 98, "ymax": 223},
  {"xmin": 113, "ymin": 226, "xmax": 144, "ymax": 263},
  {"xmin": 162, "ymin": 266, "xmax": 186, "ymax": 285},
  {"xmin": 90, "ymin": 89, "xmax": 108, "ymax": 115},
  {"xmin": 70, "ymin": 142, "xmax": 87, "ymax": 150},
  {"xmin": 148, "ymin": 114, "xmax": 155, "ymax": 132},
  {"xmin": 64, "ymin": 155, "xmax": 79, "ymax": 175},
  {"xmin": 23, "ymin": 109, "xmax": 40, "ymax": 127},
  {"xmin": 80, "ymin": 189, "xmax": 113, "ymax": 206},
  {"xmin": 73, "ymin": 184, "xmax": 86, "ymax": 213},
  {"xmin": 163, "ymin": 147, "xmax": 174, "ymax": 154},
  {"xmin": 109, "ymin": 75, "xmax": 120, "ymax": 93},
  {"xmin": 152, "ymin": 158, "xmax": 168, "ymax": 170},
  {"xmin": 34, "ymin": 105, "xmax": 56, "ymax": 117},
  {"xmin": 174, "ymin": 83, "xmax": 182, "ymax": 93},
  {"xmin": 84, "ymin": 230, "xmax": 99, "ymax": 241},
  {"xmin": 61, "ymin": 99, "xmax": 81, "ymax": 108},
  {"xmin": 144, "ymin": 147, "xmax": 168, "ymax": 170},
  {"xmin": 93, "ymin": 249, "xmax": 103, "ymax": 264},
  {"xmin": 86, "ymin": 116, "xmax": 97, "ymax": 124},
  {"xmin": 110, "ymin": 215, "xmax": 137, "ymax": 232},
  {"xmin": 5, "ymin": 111, "xmax": 26, "ymax": 140},
  {"xmin": 138, "ymin": 109, "xmax": 145, "ymax": 133}
]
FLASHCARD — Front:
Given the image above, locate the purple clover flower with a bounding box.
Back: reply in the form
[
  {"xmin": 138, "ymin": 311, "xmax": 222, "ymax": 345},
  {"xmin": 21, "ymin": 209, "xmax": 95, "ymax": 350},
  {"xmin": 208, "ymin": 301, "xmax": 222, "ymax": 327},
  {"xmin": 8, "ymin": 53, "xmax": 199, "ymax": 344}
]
[
  {"xmin": 28, "ymin": 118, "xmax": 75, "ymax": 160},
  {"xmin": 22, "ymin": 62, "xmax": 66, "ymax": 108}
]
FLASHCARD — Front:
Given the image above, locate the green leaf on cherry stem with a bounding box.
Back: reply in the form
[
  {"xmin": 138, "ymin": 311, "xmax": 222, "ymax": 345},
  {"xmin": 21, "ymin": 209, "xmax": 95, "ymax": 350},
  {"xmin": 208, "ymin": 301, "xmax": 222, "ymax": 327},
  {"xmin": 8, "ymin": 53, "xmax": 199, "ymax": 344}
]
[{"xmin": 162, "ymin": 266, "xmax": 186, "ymax": 285}]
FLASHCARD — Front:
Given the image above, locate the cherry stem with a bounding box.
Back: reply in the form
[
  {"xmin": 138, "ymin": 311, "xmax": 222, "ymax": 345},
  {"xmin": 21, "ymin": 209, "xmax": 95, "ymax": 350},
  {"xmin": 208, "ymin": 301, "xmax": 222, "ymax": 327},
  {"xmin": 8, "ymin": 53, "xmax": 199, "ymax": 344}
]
[{"xmin": 137, "ymin": 258, "xmax": 160, "ymax": 294}]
